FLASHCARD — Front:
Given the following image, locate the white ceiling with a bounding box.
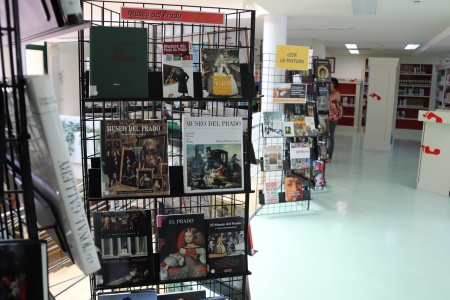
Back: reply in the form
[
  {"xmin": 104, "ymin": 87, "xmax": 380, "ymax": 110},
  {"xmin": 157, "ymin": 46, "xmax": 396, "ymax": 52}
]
[{"xmin": 53, "ymin": 0, "xmax": 450, "ymax": 58}]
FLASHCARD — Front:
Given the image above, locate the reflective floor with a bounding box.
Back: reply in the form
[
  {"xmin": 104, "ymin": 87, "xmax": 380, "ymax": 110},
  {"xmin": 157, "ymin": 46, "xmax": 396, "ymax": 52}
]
[{"xmin": 248, "ymin": 128, "xmax": 450, "ymax": 300}]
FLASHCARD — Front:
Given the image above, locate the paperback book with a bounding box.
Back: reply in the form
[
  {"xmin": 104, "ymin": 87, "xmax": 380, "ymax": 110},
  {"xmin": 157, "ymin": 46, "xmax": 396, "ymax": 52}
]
[
  {"xmin": 290, "ymin": 115, "xmax": 306, "ymax": 137},
  {"xmin": 183, "ymin": 116, "xmax": 244, "ymax": 193},
  {"xmin": 317, "ymin": 114, "xmax": 329, "ymax": 135},
  {"xmin": 93, "ymin": 210, "xmax": 154, "ymax": 288},
  {"xmin": 262, "ymin": 111, "xmax": 283, "ymax": 138},
  {"xmin": 314, "ymin": 59, "xmax": 332, "ymax": 83},
  {"xmin": 289, "ymin": 142, "xmax": 310, "ymax": 170},
  {"xmin": 282, "ymin": 121, "xmax": 295, "ymax": 137},
  {"xmin": 162, "ymin": 41, "xmax": 194, "ymax": 98},
  {"xmin": 157, "ymin": 290, "xmax": 207, "ymax": 300},
  {"xmin": 284, "ymin": 177, "xmax": 303, "ymax": 202},
  {"xmin": 206, "ymin": 217, "xmax": 246, "ymax": 275},
  {"xmin": 98, "ymin": 290, "xmax": 157, "ymax": 300},
  {"xmin": 101, "ymin": 119, "xmax": 169, "ymax": 198},
  {"xmin": 263, "ymin": 181, "xmax": 279, "ymax": 204},
  {"xmin": 201, "ymin": 48, "xmax": 241, "ymax": 97},
  {"xmin": 157, "ymin": 213, "xmax": 207, "ymax": 281},
  {"xmin": 273, "ymin": 83, "xmax": 307, "ymax": 103},
  {"xmin": 305, "ymin": 116, "xmax": 317, "ymax": 135},
  {"xmin": 262, "ymin": 145, "xmax": 283, "ymax": 171},
  {"xmin": 317, "ymin": 86, "xmax": 330, "ymax": 111}
]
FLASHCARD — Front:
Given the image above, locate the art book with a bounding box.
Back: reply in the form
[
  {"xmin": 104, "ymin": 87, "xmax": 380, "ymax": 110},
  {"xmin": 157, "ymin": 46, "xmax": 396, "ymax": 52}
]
[
  {"xmin": 213, "ymin": 196, "xmax": 245, "ymax": 218},
  {"xmin": 98, "ymin": 290, "xmax": 157, "ymax": 300},
  {"xmin": 262, "ymin": 145, "xmax": 283, "ymax": 171},
  {"xmin": 162, "ymin": 41, "xmax": 194, "ymax": 98},
  {"xmin": 183, "ymin": 116, "xmax": 244, "ymax": 193},
  {"xmin": 101, "ymin": 119, "xmax": 169, "ymax": 198},
  {"xmin": 157, "ymin": 290, "xmax": 207, "ymax": 300},
  {"xmin": 317, "ymin": 114, "xmax": 329, "ymax": 135},
  {"xmin": 201, "ymin": 48, "xmax": 241, "ymax": 97},
  {"xmin": 206, "ymin": 217, "xmax": 246, "ymax": 275},
  {"xmin": 272, "ymin": 83, "xmax": 307, "ymax": 103},
  {"xmin": 314, "ymin": 59, "xmax": 332, "ymax": 83},
  {"xmin": 89, "ymin": 26, "xmax": 148, "ymax": 98},
  {"xmin": 157, "ymin": 213, "xmax": 207, "ymax": 281},
  {"xmin": 290, "ymin": 114, "xmax": 306, "ymax": 137},
  {"xmin": 290, "ymin": 142, "xmax": 310, "ymax": 170},
  {"xmin": 317, "ymin": 86, "xmax": 330, "ymax": 111},
  {"xmin": 263, "ymin": 181, "xmax": 280, "ymax": 204},
  {"xmin": 93, "ymin": 210, "xmax": 154, "ymax": 288},
  {"xmin": 284, "ymin": 177, "xmax": 304, "ymax": 202},
  {"xmin": 0, "ymin": 240, "xmax": 48, "ymax": 300},
  {"xmin": 313, "ymin": 160, "xmax": 326, "ymax": 187},
  {"xmin": 282, "ymin": 121, "xmax": 295, "ymax": 137},
  {"xmin": 305, "ymin": 116, "xmax": 317, "ymax": 135},
  {"xmin": 262, "ymin": 111, "xmax": 283, "ymax": 138}
]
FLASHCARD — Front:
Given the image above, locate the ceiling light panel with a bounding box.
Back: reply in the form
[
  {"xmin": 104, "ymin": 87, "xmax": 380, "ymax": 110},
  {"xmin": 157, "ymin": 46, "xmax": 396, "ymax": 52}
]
[
  {"xmin": 345, "ymin": 44, "xmax": 358, "ymax": 49},
  {"xmin": 405, "ymin": 44, "xmax": 420, "ymax": 50},
  {"xmin": 349, "ymin": 49, "xmax": 360, "ymax": 54},
  {"xmin": 352, "ymin": 0, "xmax": 377, "ymax": 15}
]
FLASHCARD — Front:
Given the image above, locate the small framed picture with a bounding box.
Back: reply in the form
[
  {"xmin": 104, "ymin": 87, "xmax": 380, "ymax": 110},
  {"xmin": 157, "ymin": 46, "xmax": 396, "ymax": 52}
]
[{"xmin": 326, "ymin": 57, "xmax": 335, "ymax": 73}]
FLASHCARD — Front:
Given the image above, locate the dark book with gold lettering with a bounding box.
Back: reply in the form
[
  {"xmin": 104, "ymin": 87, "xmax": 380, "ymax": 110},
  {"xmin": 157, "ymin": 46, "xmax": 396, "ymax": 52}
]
[
  {"xmin": 93, "ymin": 210, "xmax": 154, "ymax": 288},
  {"xmin": 100, "ymin": 119, "xmax": 169, "ymax": 198},
  {"xmin": 314, "ymin": 59, "xmax": 331, "ymax": 83},
  {"xmin": 206, "ymin": 217, "xmax": 246, "ymax": 276},
  {"xmin": 157, "ymin": 213, "xmax": 207, "ymax": 281}
]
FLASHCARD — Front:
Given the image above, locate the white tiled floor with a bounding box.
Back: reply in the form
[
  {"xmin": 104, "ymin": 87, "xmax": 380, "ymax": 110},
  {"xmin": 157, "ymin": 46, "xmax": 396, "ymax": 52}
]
[{"xmin": 248, "ymin": 128, "xmax": 450, "ymax": 300}]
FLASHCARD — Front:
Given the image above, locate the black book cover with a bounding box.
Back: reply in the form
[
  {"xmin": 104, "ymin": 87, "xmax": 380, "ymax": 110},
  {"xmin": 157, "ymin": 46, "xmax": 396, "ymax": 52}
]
[{"xmin": 314, "ymin": 59, "xmax": 332, "ymax": 83}]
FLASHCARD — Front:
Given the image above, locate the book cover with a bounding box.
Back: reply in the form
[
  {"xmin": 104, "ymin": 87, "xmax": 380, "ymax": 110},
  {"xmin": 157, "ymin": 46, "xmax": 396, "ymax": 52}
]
[
  {"xmin": 282, "ymin": 121, "xmax": 295, "ymax": 137},
  {"xmin": 314, "ymin": 59, "xmax": 332, "ymax": 83},
  {"xmin": 93, "ymin": 210, "xmax": 154, "ymax": 288},
  {"xmin": 162, "ymin": 41, "xmax": 194, "ymax": 98},
  {"xmin": 89, "ymin": 26, "xmax": 148, "ymax": 98},
  {"xmin": 157, "ymin": 290, "xmax": 207, "ymax": 300},
  {"xmin": 157, "ymin": 213, "xmax": 207, "ymax": 281},
  {"xmin": 317, "ymin": 114, "xmax": 329, "ymax": 135},
  {"xmin": 262, "ymin": 111, "xmax": 283, "ymax": 138},
  {"xmin": 313, "ymin": 160, "xmax": 326, "ymax": 187},
  {"xmin": 101, "ymin": 119, "xmax": 169, "ymax": 198},
  {"xmin": 0, "ymin": 239, "xmax": 48, "ymax": 300},
  {"xmin": 206, "ymin": 217, "xmax": 246, "ymax": 275},
  {"xmin": 183, "ymin": 117, "xmax": 244, "ymax": 193},
  {"xmin": 201, "ymin": 48, "xmax": 241, "ymax": 97},
  {"xmin": 317, "ymin": 86, "xmax": 330, "ymax": 111},
  {"xmin": 262, "ymin": 145, "xmax": 283, "ymax": 171},
  {"xmin": 290, "ymin": 115, "xmax": 306, "ymax": 137},
  {"xmin": 98, "ymin": 290, "xmax": 157, "ymax": 300},
  {"xmin": 305, "ymin": 116, "xmax": 317, "ymax": 135},
  {"xmin": 263, "ymin": 182, "xmax": 279, "ymax": 204},
  {"xmin": 289, "ymin": 142, "xmax": 310, "ymax": 170},
  {"xmin": 272, "ymin": 83, "xmax": 307, "ymax": 103},
  {"xmin": 284, "ymin": 177, "xmax": 303, "ymax": 202},
  {"xmin": 24, "ymin": 75, "xmax": 101, "ymax": 275}
]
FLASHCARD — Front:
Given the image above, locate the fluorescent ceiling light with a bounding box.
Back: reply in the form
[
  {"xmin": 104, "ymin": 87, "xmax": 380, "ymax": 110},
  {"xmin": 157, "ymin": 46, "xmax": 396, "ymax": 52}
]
[
  {"xmin": 287, "ymin": 27, "xmax": 352, "ymax": 31},
  {"xmin": 349, "ymin": 49, "xmax": 360, "ymax": 54},
  {"xmin": 345, "ymin": 44, "xmax": 358, "ymax": 49},
  {"xmin": 352, "ymin": 0, "xmax": 377, "ymax": 15},
  {"xmin": 404, "ymin": 44, "xmax": 420, "ymax": 50}
]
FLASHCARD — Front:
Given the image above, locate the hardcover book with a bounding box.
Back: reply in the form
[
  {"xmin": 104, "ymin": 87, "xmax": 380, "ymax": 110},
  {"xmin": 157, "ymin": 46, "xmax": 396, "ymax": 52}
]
[
  {"xmin": 93, "ymin": 210, "xmax": 154, "ymax": 288},
  {"xmin": 157, "ymin": 213, "xmax": 207, "ymax": 281},
  {"xmin": 305, "ymin": 116, "xmax": 317, "ymax": 136},
  {"xmin": 0, "ymin": 239, "xmax": 48, "ymax": 300},
  {"xmin": 89, "ymin": 26, "xmax": 148, "ymax": 98},
  {"xmin": 262, "ymin": 111, "xmax": 283, "ymax": 138},
  {"xmin": 314, "ymin": 59, "xmax": 332, "ymax": 83},
  {"xmin": 263, "ymin": 181, "xmax": 279, "ymax": 204},
  {"xmin": 183, "ymin": 116, "xmax": 244, "ymax": 193},
  {"xmin": 284, "ymin": 177, "xmax": 304, "ymax": 202},
  {"xmin": 290, "ymin": 115, "xmax": 306, "ymax": 137},
  {"xmin": 262, "ymin": 145, "xmax": 283, "ymax": 171},
  {"xmin": 98, "ymin": 290, "xmax": 157, "ymax": 300},
  {"xmin": 289, "ymin": 142, "xmax": 310, "ymax": 170},
  {"xmin": 317, "ymin": 114, "xmax": 329, "ymax": 135},
  {"xmin": 206, "ymin": 217, "xmax": 246, "ymax": 275},
  {"xmin": 317, "ymin": 86, "xmax": 330, "ymax": 111},
  {"xmin": 162, "ymin": 41, "xmax": 194, "ymax": 98},
  {"xmin": 24, "ymin": 75, "xmax": 100, "ymax": 275},
  {"xmin": 201, "ymin": 48, "xmax": 241, "ymax": 97},
  {"xmin": 157, "ymin": 290, "xmax": 207, "ymax": 300},
  {"xmin": 101, "ymin": 119, "xmax": 169, "ymax": 198},
  {"xmin": 282, "ymin": 121, "xmax": 295, "ymax": 137}
]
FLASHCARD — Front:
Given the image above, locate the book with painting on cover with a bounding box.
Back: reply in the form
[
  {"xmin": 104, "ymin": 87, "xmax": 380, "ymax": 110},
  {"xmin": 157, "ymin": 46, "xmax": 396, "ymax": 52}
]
[
  {"xmin": 100, "ymin": 119, "xmax": 169, "ymax": 198},
  {"xmin": 262, "ymin": 145, "xmax": 283, "ymax": 171},
  {"xmin": 201, "ymin": 48, "xmax": 241, "ymax": 97},
  {"xmin": 89, "ymin": 26, "xmax": 148, "ymax": 98},
  {"xmin": 282, "ymin": 121, "xmax": 295, "ymax": 137},
  {"xmin": 273, "ymin": 83, "xmax": 307, "ymax": 103},
  {"xmin": 317, "ymin": 114, "xmax": 329, "ymax": 135},
  {"xmin": 213, "ymin": 195, "xmax": 245, "ymax": 219},
  {"xmin": 24, "ymin": 75, "xmax": 100, "ymax": 275},
  {"xmin": 314, "ymin": 59, "xmax": 332, "ymax": 83},
  {"xmin": 0, "ymin": 239, "xmax": 48, "ymax": 300},
  {"xmin": 93, "ymin": 210, "xmax": 154, "ymax": 288},
  {"xmin": 206, "ymin": 217, "xmax": 246, "ymax": 275},
  {"xmin": 157, "ymin": 290, "xmax": 207, "ymax": 300},
  {"xmin": 183, "ymin": 116, "xmax": 244, "ymax": 193},
  {"xmin": 289, "ymin": 142, "xmax": 310, "ymax": 170},
  {"xmin": 317, "ymin": 86, "xmax": 330, "ymax": 111},
  {"xmin": 162, "ymin": 41, "xmax": 194, "ymax": 98},
  {"xmin": 98, "ymin": 290, "xmax": 157, "ymax": 300},
  {"xmin": 157, "ymin": 213, "xmax": 207, "ymax": 281},
  {"xmin": 305, "ymin": 116, "xmax": 317, "ymax": 136},
  {"xmin": 262, "ymin": 111, "xmax": 283, "ymax": 138},
  {"xmin": 284, "ymin": 176, "xmax": 303, "ymax": 202},
  {"xmin": 263, "ymin": 182, "xmax": 279, "ymax": 204},
  {"xmin": 290, "ymin": 114, "xmax": 306, "ymax": 137}
]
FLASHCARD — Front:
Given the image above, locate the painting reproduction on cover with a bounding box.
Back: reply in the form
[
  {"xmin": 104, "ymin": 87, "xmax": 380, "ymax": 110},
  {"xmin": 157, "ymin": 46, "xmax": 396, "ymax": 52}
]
[
  {"xmin": 262, "ymin": 111, "xmax": 283, "ymax": 138},
  {"xmin": 284, "ymin": 177, "xmax": 303, "ymax": 202},
  {"xmin": 93, "ymin": 210, "xmax": 154, "ymax": 288},
  {"xmin": 262, "ymin": 145, "xmax": 283, "ymax": 171},
  {"xmin": 157, "ymin": 213, "xmax": 207, "ymax": 281},
  {"xmin": 162, "ymin": 41, "xmax": 194, "ymax": 98},
  {"xmin": 183, "ymin": 116, "xmax": 244, "ymax": 193},
  {"xmin": 101, "ymin": 119, "xmax": 169, "ymax": 198}
]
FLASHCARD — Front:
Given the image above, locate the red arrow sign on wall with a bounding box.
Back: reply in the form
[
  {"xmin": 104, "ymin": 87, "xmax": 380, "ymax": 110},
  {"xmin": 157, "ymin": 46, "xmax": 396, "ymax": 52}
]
[
  {"xmin": 369, "ymin": 93, "xmax": 381, "ymax": 100},
  {"xmin": 421, "ymin": 145, "xmax": 441, "ymax": 155},
  {"xmin": 422, "ymin": 112, "xmax": 443, "ymax": 123}
]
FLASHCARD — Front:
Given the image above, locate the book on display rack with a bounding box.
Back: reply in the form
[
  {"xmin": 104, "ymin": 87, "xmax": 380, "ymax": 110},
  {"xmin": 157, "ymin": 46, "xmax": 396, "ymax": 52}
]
[
  {"xmin": 97, "ymin": 289, "xmax": 157, "ymax": 299},
  {"xmin": 162, "ymin": 41, "xmax": 194, "ymax": 99}
]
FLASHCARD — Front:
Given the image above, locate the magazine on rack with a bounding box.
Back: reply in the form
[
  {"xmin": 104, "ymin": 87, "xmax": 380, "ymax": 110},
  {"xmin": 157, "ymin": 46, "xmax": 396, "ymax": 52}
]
[
  {"xmin": 162, "ymin": 41, "xmax": 194, "ymax": 99},
  {"xmin": 289, "ymin": 142, "xmax": 310, "ymax": 170},
  {"xmin": 100, "ymin": 119, "xmax": 169, "ymax": 198},
  {"xmin": 183, "ymin": 116, "xmax": 244, "ymax": 193}
]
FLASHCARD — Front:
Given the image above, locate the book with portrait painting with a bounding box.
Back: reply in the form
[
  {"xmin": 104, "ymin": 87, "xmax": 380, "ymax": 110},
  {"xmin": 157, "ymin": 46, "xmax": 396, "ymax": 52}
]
[
  {"xmin": 316, "ymin": 86, "xmax": 330, "ymax": 111},
  {"xmin": 206, "ymin": 217, "xmax": 246, "ymax": 276},
  {"xmin": 157, "ymin": 213, "xmax": 207, "ymax": 281},
  {"xmin": 314, "ymin": 59, "xmax": 331, "ymax": 83},
  {"xmin": 183, "ymin": 116, "xmax": 244, "ymax": 194},
  {"xmin": 100, "ymin": 119, "xmax": 169, "ymax": 198},
  {"xmin": 284, "ymin": 176, "xmax": 304, "ymax": 202},
  {"xmin": 262, "ymin": 145, "xmax": 283, "ymax": 171},
  {"xmin": 317, "ymin": 114, "xmax": 329, "ymax": 136},
  {"xmin": 200, "ymin": 48, "xmax": 241, "ymax": 98},
  {"xmin": 93, "ymin": 210, "xmax": 154, "ymax": 289},
  {"xmin": 162, "ymin": 41, "xmax": 194, "ymax": 99}
]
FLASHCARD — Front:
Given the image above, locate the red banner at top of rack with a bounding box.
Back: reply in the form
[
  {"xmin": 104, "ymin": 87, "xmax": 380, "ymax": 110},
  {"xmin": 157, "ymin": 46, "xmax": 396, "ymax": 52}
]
[{"xmin": 121, "ymin": 7, "xmax": 225, "ymax": 25}]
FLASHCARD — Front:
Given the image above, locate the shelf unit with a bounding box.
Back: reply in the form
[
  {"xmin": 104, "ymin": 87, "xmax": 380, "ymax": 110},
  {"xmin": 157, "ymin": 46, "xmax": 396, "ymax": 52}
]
[
  {"xmin": 435, "ymin": 62, "xmax": 450, "ymax": 110},
  {"xmin": 337, "ymin": 80, "xmax": 361, "ymax": 129},
  {"xmin": 396, "ymin": 64, "xmax": 433, "ymax": 130},
  {"xmin": 79, "ymin": 1, "xmax": 255, "ymax": 299},
  {"xmin": 359, "ymin": 59, "xmax": 369, "ymax": 129}
]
